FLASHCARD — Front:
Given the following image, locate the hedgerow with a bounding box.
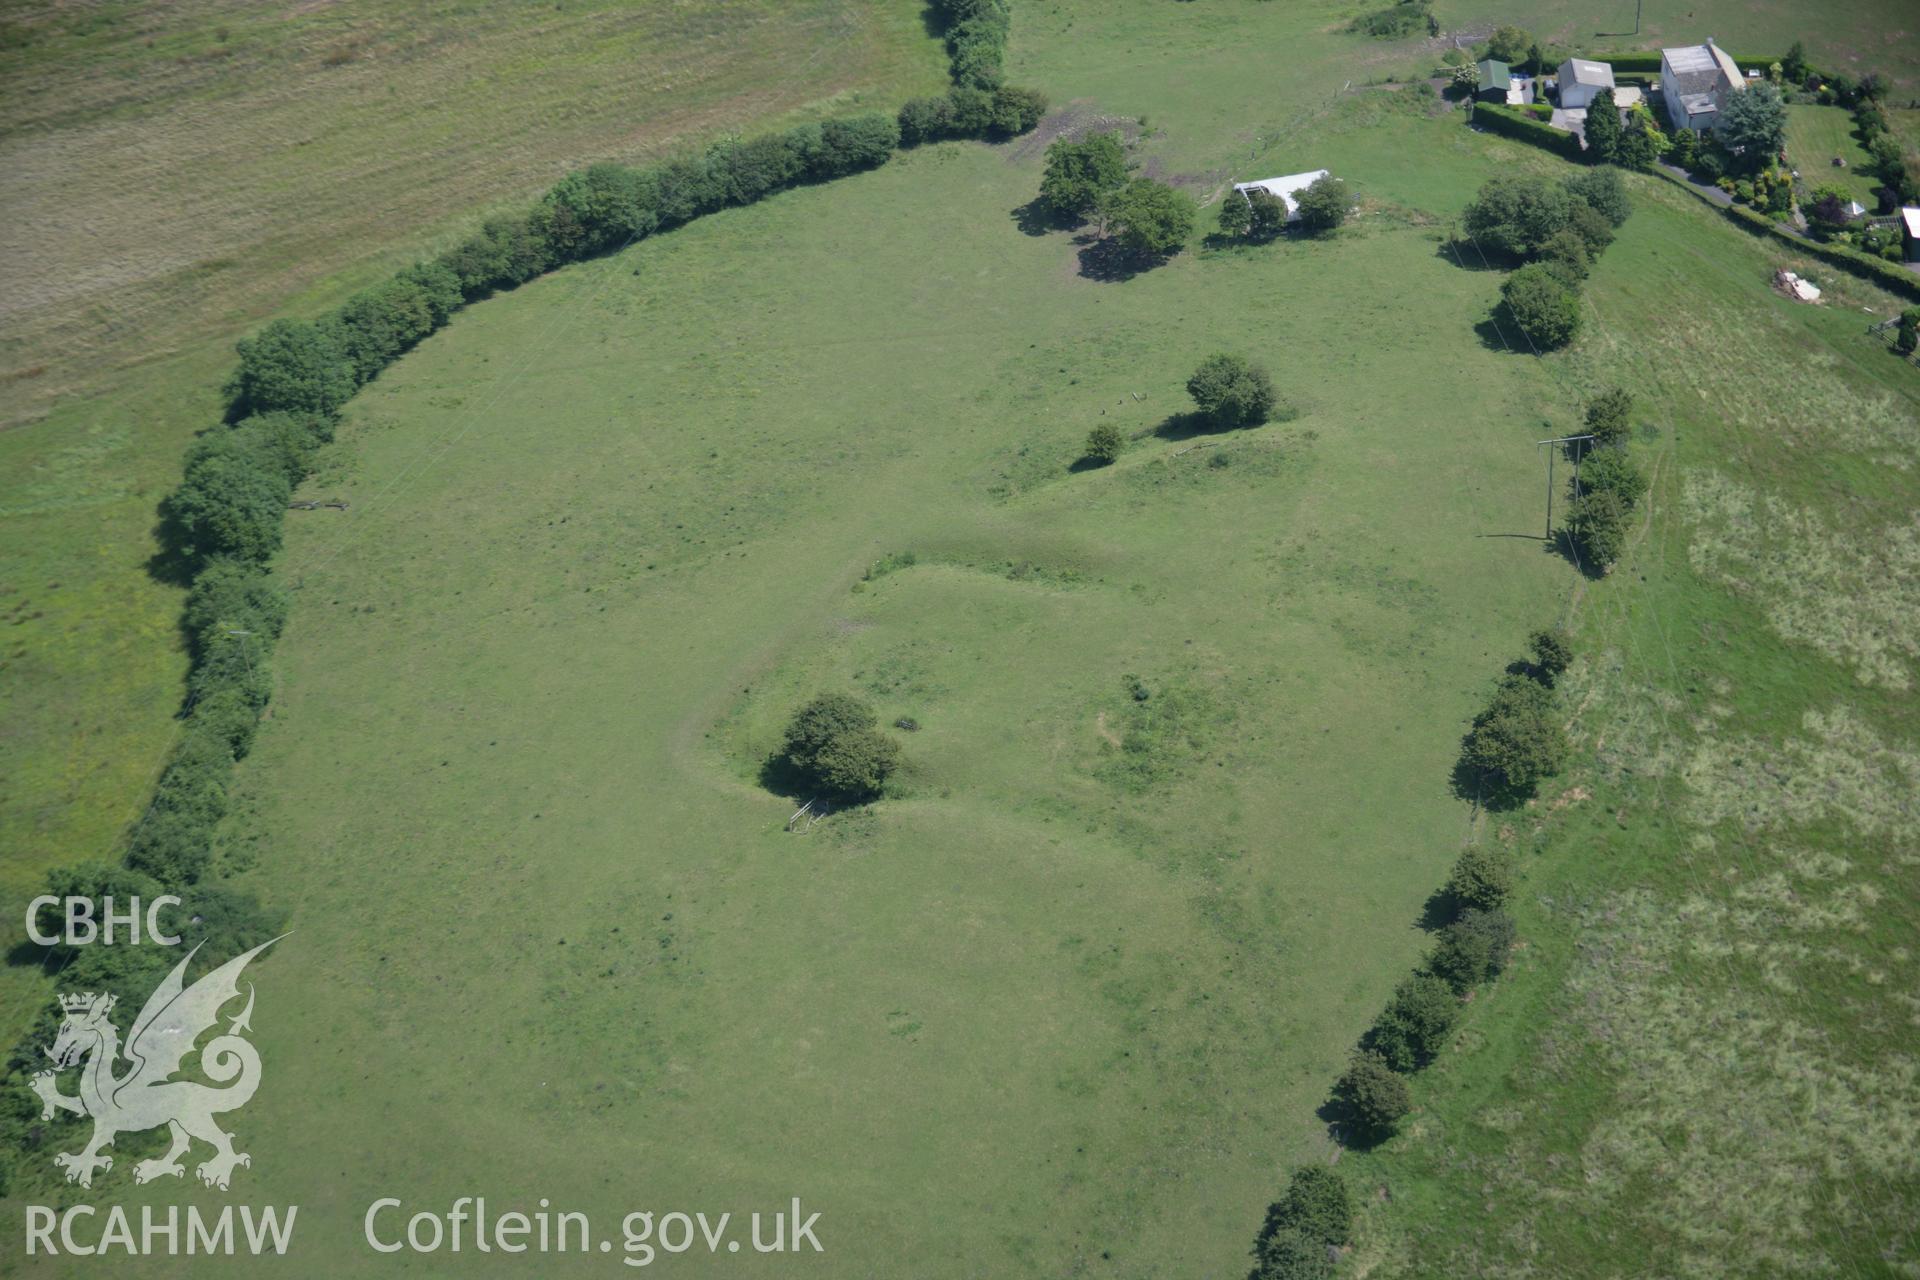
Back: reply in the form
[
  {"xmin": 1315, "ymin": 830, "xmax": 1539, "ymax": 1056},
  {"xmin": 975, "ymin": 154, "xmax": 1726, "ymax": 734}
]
[{"xmin": 2, "ymin": 6, "xmax": 1043, "ymax": 1192}]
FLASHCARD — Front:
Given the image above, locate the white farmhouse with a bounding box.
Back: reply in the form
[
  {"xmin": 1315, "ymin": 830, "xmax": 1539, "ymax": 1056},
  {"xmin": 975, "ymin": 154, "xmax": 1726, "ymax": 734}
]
[
  {"xmin": 1555, "ymin": 58, "xmax": 1616, "ymax": 110},
  {"xmin": 1232, "ymin": 170, "xmax": 1331, "ymax": 223},
  {"xmin": 1660, "ymin": 39, "xmax": 1744, "ymax": 132}
]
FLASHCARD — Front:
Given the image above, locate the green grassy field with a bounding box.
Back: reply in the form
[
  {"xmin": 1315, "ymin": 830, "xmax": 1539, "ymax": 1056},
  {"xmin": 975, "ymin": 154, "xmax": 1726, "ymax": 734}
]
[
  {"xmin": 129, "ymin": 97, "xmax": 1582, "ymax": 1275},
  {"xmin": 7, "ymin": 1, "xmax": 1920, "ymax": 1276},
  {"xmin": 0, "ymin": 0, "xmax": 946, "ymax": 1052},
  {"xmin": 1339, "ymin": 158, "xmax": 1920, "ymax": 1278}
]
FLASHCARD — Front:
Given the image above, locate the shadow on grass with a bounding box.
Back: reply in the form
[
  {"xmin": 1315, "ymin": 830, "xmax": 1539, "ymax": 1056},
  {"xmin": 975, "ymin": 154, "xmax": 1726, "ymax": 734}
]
[
  {"xmin": 1075, "ymin": 235, "xmax": 1174, "ymax": 282},
  {"xmin": 1011, "ymin": 197, "xmax": 1075, "ymax": 237},
  {"xmin": 1550, "ymin": 528, "xmax": 1609, "ymax": 579},
  {"xmin": 144, "ymin": 504, "xmax": 198, "ymax": 588},
  {"xmin": 1152, "ymin": 411, "xmax": 1223, "ymax": 441},
  {"xmin": 1067, "ymin": 455, "xmax": 1112, "ymax": 473},
  {"xmin": 1474, "ymin": 315, "xmax": 1529, "ymax": 354},
  {"xmin": 757, "ymin": 752, "xmax": 812, "ymax": 801},
  {"xmin": 1448, "ymin": 752, "xmax": 1540, "ymax": 813},
  {"xmin": 1416, "ymin": 886, "xmax": 1458, "ymax": 932},
  {"xmin": 1313, "ymin": 1096, "xmax": 1394, "ymax": 1153},
  {"xmin": 1435, "ymin": 238, "xmax": 1508, "ymax": 272}
]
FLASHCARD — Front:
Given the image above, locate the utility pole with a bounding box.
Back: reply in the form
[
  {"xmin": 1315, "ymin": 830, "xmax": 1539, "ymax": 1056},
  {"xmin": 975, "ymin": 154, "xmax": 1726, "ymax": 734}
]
[{"xmin": 1535, "ymin": 434, "xmax": 1596, "ymax": 540}]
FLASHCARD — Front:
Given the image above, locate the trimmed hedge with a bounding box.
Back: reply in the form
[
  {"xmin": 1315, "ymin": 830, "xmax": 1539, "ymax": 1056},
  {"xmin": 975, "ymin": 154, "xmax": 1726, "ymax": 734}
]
[{"xmin": 1473, "ymin": 103, "xmax": 1582, "ymax": 160}]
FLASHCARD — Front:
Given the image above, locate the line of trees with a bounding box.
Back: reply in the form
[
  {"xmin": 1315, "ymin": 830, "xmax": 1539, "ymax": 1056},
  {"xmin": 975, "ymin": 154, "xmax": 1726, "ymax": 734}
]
[
  {"xmin": 1459, "ymin": 167, "xmax": 1634, "ymax": 351},
  {"xmin": 0, "ymin": 13, "xmax": 1044, "ymax": 1197},
  {"xmin": 1561, "ymin": 387, "xmax": 1649, "ymax": 570},
  {"xmin": 1319, "ymin": 627, "xmax": 1572, "ymax": 1149}
]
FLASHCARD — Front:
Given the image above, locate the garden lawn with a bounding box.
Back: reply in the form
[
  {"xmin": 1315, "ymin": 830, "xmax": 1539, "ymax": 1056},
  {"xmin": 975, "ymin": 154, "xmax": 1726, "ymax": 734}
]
[{"xmin": 1786, "ymin": 103, "xmax": 1881, "ymax": 205}]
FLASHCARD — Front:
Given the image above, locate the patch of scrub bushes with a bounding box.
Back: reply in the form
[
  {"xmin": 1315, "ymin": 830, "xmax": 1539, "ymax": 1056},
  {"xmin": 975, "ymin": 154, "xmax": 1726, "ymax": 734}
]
[
  {"xmin": 1350, "ymin": 1, "xmax": 1437, "ymax": 40},
  {"xmin": 1, "ymin": 7, "xmax": 1043, "ymax": 1195},
  {"xmin": 1457, "ymin": 166, "xmax": 1634, "ymax": 351},
  {"xmin": 1247, "ymin": 1165, "xmax": 1355, "ymax": 1279}
]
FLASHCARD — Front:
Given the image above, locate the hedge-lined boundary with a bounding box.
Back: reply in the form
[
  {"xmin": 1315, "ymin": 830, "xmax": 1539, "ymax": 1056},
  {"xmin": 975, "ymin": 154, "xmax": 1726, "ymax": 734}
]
[
  {"xmin": 1472, "ymin": 102, "xmax": 1583, "ymax": 160},
  {"xmin": 0, "ymin": 6, "xmax": 1044, "ymax": 1197},
  {"xmin": 1473, "ymin": 89, "xmax": 1920, "ymax": 305},
  {"xmin": 1646, "ymin": 165, "xmax": 1920, "ymax": 302}
]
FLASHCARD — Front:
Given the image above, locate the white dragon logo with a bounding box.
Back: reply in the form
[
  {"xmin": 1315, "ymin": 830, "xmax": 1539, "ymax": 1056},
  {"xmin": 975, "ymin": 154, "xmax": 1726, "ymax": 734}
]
[{"xmin": 29, "ymin": 936, "xmax": 284, "ymax": 1191}]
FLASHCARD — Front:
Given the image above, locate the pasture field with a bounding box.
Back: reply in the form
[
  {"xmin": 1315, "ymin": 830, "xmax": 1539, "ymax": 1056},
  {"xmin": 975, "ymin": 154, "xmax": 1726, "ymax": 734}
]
[
  {"xmin": 1341, "ymin": 163, "xmax": 1920, "ymax": 1276},
  {"xmin": 6, "ymin": 1, "xmax": 1920, "ymax": 1276},
  {"xmin": 141, "ymin": 100, "xmax": 1577, "ymax": 1277},
  {"xmin": 0, "ymin": 0, "xmax": 946, "ymax": 1049}
]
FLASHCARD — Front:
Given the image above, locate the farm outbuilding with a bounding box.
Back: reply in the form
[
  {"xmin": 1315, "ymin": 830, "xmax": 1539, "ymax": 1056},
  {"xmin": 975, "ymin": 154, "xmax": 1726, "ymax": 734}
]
[
  {"xmin": 1232, "ymin": 169, "xmax": 1332, "ymax": 223},
  {"xmin": 1475, "ymin": 59, "xmax": 1512, "ymax": 102},
  {"xmin": 1903, "ymin": 207, "xmax": 1920, "ymax": 263},
  {"xmin": 1555, "ymin": 58, "xmax": 1615, "ymax": 110}
]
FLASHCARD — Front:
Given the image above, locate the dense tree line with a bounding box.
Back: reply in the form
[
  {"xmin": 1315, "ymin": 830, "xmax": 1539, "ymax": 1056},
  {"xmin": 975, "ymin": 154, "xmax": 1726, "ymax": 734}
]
[{"xmin": 1561, "ymin": 388, "xmax": 1649, "ymax": 570}]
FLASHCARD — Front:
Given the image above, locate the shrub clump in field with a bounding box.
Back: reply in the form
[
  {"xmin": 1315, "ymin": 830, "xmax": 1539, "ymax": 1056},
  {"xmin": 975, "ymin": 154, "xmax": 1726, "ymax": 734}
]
[
  {"xmin": 1528, "ymin": 626, "xmax": 1574, "ymax": 682},
  {"xmin": 1260, "ymin": 1166, "xmax": 1353, "ymax": 1249},
  {"xmin": 1186, "ymin": 353, "xmax": 1279, "ymax": 428},
  {"xmin": 1098, "ymin": 178, "xmax": 1197, "ymax": 259},
  {"xmin": 779, "ymin": 693, "xmax": 902, "ymax": 802},
  {"xmin": 1350, "ymin": 1, "xmax": 1436, "ymax": 40},
  {"xmin": 1583, "ymin": 386, "xmax": 1634, "ymax": 447},
  {"xmin": 1501, "ymin": 264, "xmax": 1582, "ymax": 349},
  {"xmin": 1252, "ymin": 1228, "xmax": 1333, "ymax": 1280},
  {"xmin": 1564, "ymin": 438, "xmax": 1647, "ymax": 571},
  {"xmin": 1039, "ymin": 131, "xmax": 1129, "ymax": 223},
  {"xmin": 1446, "ymin": 844, "xmax": 1515, "ymax": 912},
  {"xmin": 1292, "ymin": 175, "xmax": 1351, "ymax": 234},
  {"xmin": 1366, "ymin": 972, "xmax": 1461, "ymax": 1072},
  {"xmin": 1461, "ymin": 673, "xmax": 1569, "ymax": 801},
  {"xmin": 1429, "ymin": 906, "xmax": 1517, "ymax": 990},
  {"xmin": 1084, "ymin": 421, "xmax": 1124, "ymax": 466},
  {"xmin": 1337, "ymin": 1049, "xmax": 1413, "ymax": 1138},
  {"xmin": 1459, "ymin": 170, "xmax": 1634, "ymax": 353},
  {"xmin": 1217, "ymin": 187, "xmax": 1287, "ymax": 242}
]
